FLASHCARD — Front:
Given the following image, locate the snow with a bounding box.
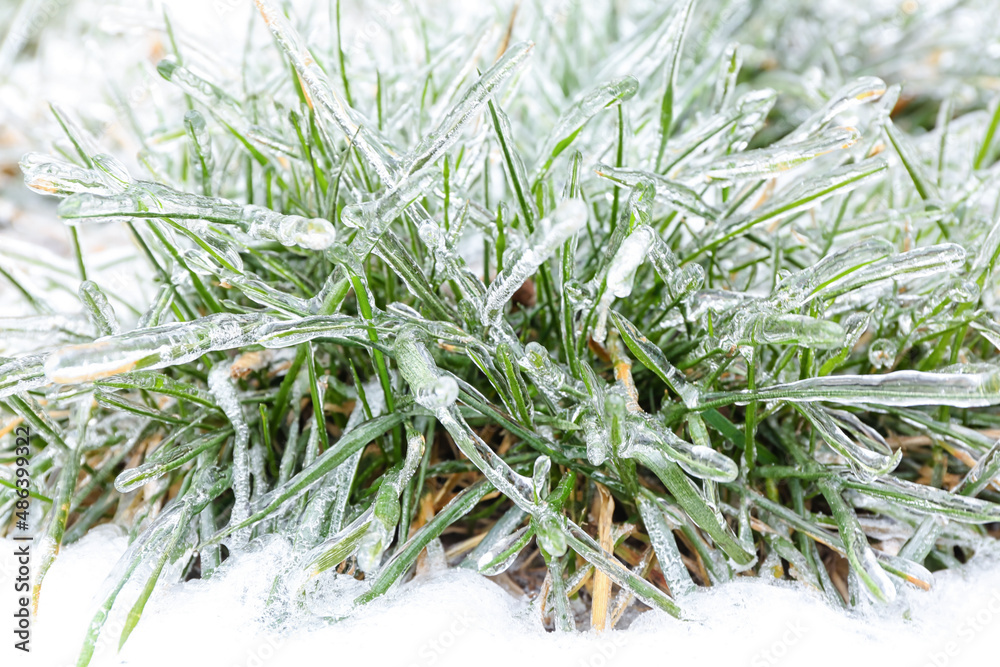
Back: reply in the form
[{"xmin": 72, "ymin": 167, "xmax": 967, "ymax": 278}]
[{"xmin": 5, "ymin": 529, "xmax": 1000, "ymax": 667}]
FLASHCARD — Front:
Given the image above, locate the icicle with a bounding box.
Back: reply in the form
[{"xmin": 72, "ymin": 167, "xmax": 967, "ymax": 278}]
[
  {"xmin": 782, "ymin": 77, "xmax": 887, "ymax": 146},
  {"xmin": 19, "ymin": 153, "xmax": 125, "ymax": 197},
  {"xmin": 58, "ymin": 182, "xmax": 337, "ymax": 250},
  {"xmin": 78, "ymin": 281, "xmax": 121, "ymax": 337},
  {"xmin": 405, "ymin": 42, "xmax": 533, "ymax": 176},
  {"xmin": 481, "ymin": 199, "xmax": 587, "ymax": 325},
  {"xmin": 254, "ymin": 0, "xmax": 399, "ymax": 183},
  {"xmin": 208, "ymin": 364, "xmax": 252, "ymax": 547},
  {"xmin": 593, "ymin": 225, "xmax": 655, "ymax": 344},
  {"xmin": 691, "ymin": 126, "xmax": 861, "ymax": 183},
  {"xmin": 44, "ymin": 313, "xmax": 267, "ymax": 383},
  {"xmin": 710, "ymin": 366, "xmax": 1000, "ymax": 408}
]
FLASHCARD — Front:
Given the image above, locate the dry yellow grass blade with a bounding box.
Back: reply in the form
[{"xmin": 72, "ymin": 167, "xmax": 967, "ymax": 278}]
[{"xmin": 591, "ymin": 483, "xmax": 615, "ymax": 631}]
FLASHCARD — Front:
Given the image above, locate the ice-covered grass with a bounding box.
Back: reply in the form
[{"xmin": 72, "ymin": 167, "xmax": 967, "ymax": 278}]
[{"xmin": 5, "ymin": 0, "xmax": 1000, "ymax": 664}]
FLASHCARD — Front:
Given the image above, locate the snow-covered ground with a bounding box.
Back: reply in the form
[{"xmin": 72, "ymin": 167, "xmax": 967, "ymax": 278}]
[{"xmin": 2, "ymin": 529, "xmax": 1000, "ymax": 667}]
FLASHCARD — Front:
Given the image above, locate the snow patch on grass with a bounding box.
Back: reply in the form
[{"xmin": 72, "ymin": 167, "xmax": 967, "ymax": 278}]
[{"xmin": 8, "ymin": 531, "xmax": 1000, "ymax": 667}]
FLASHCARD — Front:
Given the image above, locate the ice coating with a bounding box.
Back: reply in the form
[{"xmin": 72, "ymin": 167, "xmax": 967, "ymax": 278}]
[
  {"xmin": 720, "ymin": 312, "xmax": 846, "ymax": 349},
  {"xmin": 43, "ymin": 313, "xmax": 267, "ymax": 384},
  {"xmin": 593, "ymin": 225, "xmax": 656, "ymax": 344},
  {"xmin": 209, "ymin": 364, "xmax": 252, "ymax": 546},
  {"xmin": 705, "ymin": 366, "xmax": 1000, "ymax": 408},
  {"xmin": 637, "ymin": 495, "xmax": 697, "ymax": 597},
  {"xmin": 184, "ymin": 110, "xmax": 214, "ymax": 194},
  {"xmin": 705, "ymin": 157, "xmax": 889, "ymax": 249},
  {"xmin": 0, "ymin": 353, "xmax": 47, "ymax": 399},
  {"xmin": 533, "ymin": 75, "xmax": 639, "ymax": 179},
  {"xmin": 114, "ymin": 427, "xmax": 225, "ymax": 494},
  {"xmin": 340, "ymin": 170, "xmax": 437, "ymax": 252},
  {"xmin": 241, "ymin": 206, "xmax": 336, "ymax": 250},
  {"xmin": 772, "ymin": 238, "xmax": 895, "ymax": 308},
  {"xmin": 625, "ymin": 416, "xmax": 740, "ymax": 483},
  {"xmin": 253, "ymin": 0, "xmax": 399, "ymax": 183},
  {"xmin": 868, "ymin": 339, "xmax": 898, "ymax": 369},
  {"xmin": 820, "ymin": 479, "xmax": 896, "ymax": 603},
  {"xmin": 809, "ymin": 243, "xmax": 966, "ymax": 302},
  {"xmin": 781, "ymin": 76, "xmax": 887, "ymax": 145},
  {"xmin": 595, "ymin": 163, "xmax": 720, "ymax": 220},
  {"xmin": 56, "ymin": 179, "xmax": 337, "ymax": 250},
  {"xmin": 519, "ymin": 341, "xmax": 577, "ymax": 403},
  {"xmin": 78, "ymin": 280, "xmax": 121, "ymax": 337},
  {"xmin": 481, "ymin": 199, "xmax": 587, "ymax": 325},
  {"xmin": 405, "ymin": 41, "xmax": 533, "ymax": 176},
  {"xmin": 797, "ymin": 403, "xmax": 901, "ymax": 479},
  {"xmin": 11, "ymin": 0, "xmax": 1000, "ymax": 642},
  {"xmin": 393, "ymin": 329, "xmax": 460, "ymax": 410},
  {"xmin": 692, "ymin": 126, "xmax": 861, "ymax": 182},
  {"xmin": 156, "ymin": 59, "xmax": 298, "ymax": 158},
  {"xmin": 19, "ymin": 152, "xmax": 126, "ymax": 197},
  {"xmin": 475, "ymin": 525, "xmax": 532, "ymax": 575}
]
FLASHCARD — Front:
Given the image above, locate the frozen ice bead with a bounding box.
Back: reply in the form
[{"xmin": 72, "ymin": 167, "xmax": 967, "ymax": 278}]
[{"xmin": 242, "ymin": 205, "xmax": 337, "ymax": 250}]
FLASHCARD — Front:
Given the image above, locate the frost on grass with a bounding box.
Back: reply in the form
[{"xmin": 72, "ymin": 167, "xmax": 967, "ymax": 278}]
[{"xmin": 3, "ymin": 0, "xmax": 1000, "ymax": 662}]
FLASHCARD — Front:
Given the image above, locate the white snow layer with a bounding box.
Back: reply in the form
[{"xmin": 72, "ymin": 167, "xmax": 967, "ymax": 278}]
[{"xmin": 4, "ymin": 529, "xmax": 1000, "ymax": 667}]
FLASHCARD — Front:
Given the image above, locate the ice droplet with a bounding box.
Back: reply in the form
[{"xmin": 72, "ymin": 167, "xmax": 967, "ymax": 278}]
[
  {"xmin": 242, "ymin": 206, "xmax": 336, "ymax": 250},
  {"xmin": 394, "ymin": 328, "xmax": 459, "ymax": 410},
  {"xmin": 868, "ymin": 339, "xmax": 897, "ymax": 369}
]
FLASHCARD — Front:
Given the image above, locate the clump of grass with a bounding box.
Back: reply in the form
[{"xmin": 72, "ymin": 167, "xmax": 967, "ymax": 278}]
[{"xmin": 4, "ymin": 0, "xmax": 1000, "ymax": 661}]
